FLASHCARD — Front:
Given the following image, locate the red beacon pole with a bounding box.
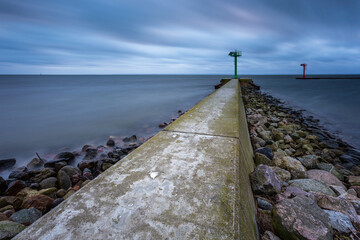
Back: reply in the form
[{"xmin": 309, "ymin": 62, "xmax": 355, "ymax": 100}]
[{"xmin": 300, "ymin": 63, "xmax": 307, "ymax": 78}]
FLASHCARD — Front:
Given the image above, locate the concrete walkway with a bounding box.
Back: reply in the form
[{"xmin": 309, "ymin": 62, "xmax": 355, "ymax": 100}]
[{"xmin": 14, "ymin": 79, "xmax": 257, "ymax": 240}]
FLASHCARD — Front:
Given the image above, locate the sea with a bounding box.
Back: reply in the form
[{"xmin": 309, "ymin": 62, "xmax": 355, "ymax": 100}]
[{"xmin": 0, "ymin": 74, "xmax": 359, "ymax": 177}]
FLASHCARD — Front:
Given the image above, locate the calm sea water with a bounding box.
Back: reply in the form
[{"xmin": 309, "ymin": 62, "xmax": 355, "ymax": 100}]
[
  {"xmin": 1, "ymin": 74, "xmax": 359, "ymax": 177},
  {"xmin": 0, "ymin": 75, "xmax": 227, "ymax": 175},
  {"xmin": 246, "ymin": 75, "xmax": 360, "ymax": 149}
]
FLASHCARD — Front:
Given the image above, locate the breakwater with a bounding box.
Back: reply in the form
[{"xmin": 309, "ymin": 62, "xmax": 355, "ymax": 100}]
[{"xmin": 11, "ymin": 79, "xmax": 258, "ymax": 239}]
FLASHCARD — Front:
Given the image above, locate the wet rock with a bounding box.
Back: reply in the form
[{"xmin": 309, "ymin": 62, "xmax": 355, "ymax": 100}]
[
  {"xmin": 54, "ymin": 152, "xmax": 75, "ymax": 162},
  {"xmin": 43, "ymin": 160, "xmax": 66, "ymax": 170},
  {"xmin": 0, "ymin": 159, "xmax": 16, "ymax": 171},
  {"xmin": 350, "ymin": 186, "xmax": 360, "ymax": 197},
  {"xmin": 250, "ymin": 164, "xmax": 282, "ymax": 195},
  {"xmin": 274, "ymin": 156, "xmax": 307, "ymax": 179},
  {"xmin": 254, "ymin": 153, "xmax": 272, "ymax": 166},
  {"xmin": 78, "ymin": 160, "xmax": 95, "ymax": 171},
  {"xmin": 29, "ymin": 168, "xmax": 56, "ymax": 183},
  {"xmin": 272, "ymin": 196, "xmax": 332, "ymax": 240},
  {"xmin": 60, "ymin": 166, "xmax": 81, "ymax": 178},
  {"xmin": 257, "ymin": 198, "xmax": 273, "ymax": 210},
  {"xmin": 83, "ymin": 171, "xmax": 93, "ymax": 180},
  {"xmin": 0, "ymin": 197, "xmax": 22, "ymax": 210},
  {"xmin": 297, "ymin": 155, "xmax": 319, "ymax": 169},
  {"xmin": 39, "ymin": 177, "xmax": 57, "ymax": 189},
  {"xmin": 255, "ymin": 147, "xmax": 274, "ymax": 160},
  {"xmin": 57, "ymin": 170, "xmax": 72, "ymax": 190},
  {"xmin": 0, "ymin": 220, "xmax": 26, "ymax": 239},
  {"xmin": 51, "ymin": 198, "xmax": 64, "ymax": 208},
  {"xmin": 2, "ymin": 210, "xmax": 13, "ymax": 219},
  {"xmin": 29, "ymin": 183, "xmax": 39, "ymax": 189},
  {"xmin": 261, "ymin": 231, "xmax": 280, "ymax": 240},
  {"xmin": 307, "ymin": 169, "xmax": 346, "ymax": 190},
  {"xmin": 324, "ymin": 210, "xmax": 355, "ymax": 233},
  {"xmin": 0, "ymin": 177, "xmax": 7, "ymax": 195},
  {"xmin": 320, "ymin": 140, "xmax": 339, "ymax": 149},
  {"xmin": 4, "ymin": 181, "xmax": 25, "ymax": 196},
  {"xmin": 129, "ymin": 135, "xmax": 137, "ymax": 142},
  {"xmin": 26, "ymin": 157, "xmax": 45, "ymax": 170},
  {"xmin": 22, "ymin": 195, "xmax": 54, "ymax": 213},
  {"xmin": 8, "ymin": 167, "xmax": 29, "ymax": 180},
  {"xmin": 9, "ymin": 207, "xmax": 42, "ymax": 225},
  {"xmin": 106, "ymin": 138, "xmax": 115, "ymax": 147},
  {"xmin": 316, "ymin": 194, "xmax": 359, "ymax": 224},
  {"xmin": 348, "ymin": 176, "xmax": 360, "ymax": 186},
  {"xmin": 83, "ymin": 148, "xmax": 97, "ymax": 160},
  {"xmin": 317, "ymin": 163, "xmax": 344, "ymax": 181},
  {"xmin": 269, "ymin": 166, "xmax": 291, "ymax": 182},
  {"xmin": 289, "ymin": 179, "xmax": 336, "ymax": 196}
]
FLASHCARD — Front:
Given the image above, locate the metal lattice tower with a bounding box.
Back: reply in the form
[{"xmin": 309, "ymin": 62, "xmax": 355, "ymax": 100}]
[{"xmin": 229, "ymin": 50, "xmax": 242, "ymax": 78}]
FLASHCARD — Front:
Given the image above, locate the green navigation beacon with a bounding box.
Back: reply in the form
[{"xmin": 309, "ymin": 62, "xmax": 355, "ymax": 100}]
[{"xmin": 228, "ymin": 50, "xmax": 242, "ymax": 79}]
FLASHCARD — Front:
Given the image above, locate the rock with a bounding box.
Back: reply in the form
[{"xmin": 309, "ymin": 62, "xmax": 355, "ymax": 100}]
[
  {"xmin": 254, "ymin": 153, "xmax": 272, "ymax": 166},
  {"xmin": 330, "ymin": 185, "xmax": 347, "ymax": 196},
  {"xmin": 260, "ymin": 131, "xmax": 272, "ymax": 141},
  {"xmin": 258, "ymin": 209, "xmax": 274, "ymax": 233},
  {"xmin": 316, "ymin": 194, "xmax": 359, "ymax": 224},
  {"xmin": 347, "ymin": 188, "xmax": 357, "ymax": 197},
  {"xmin": 274, "ymin": 156, "xmax": 307, "ymax": 179},
  {"xmin": 60, "ymin": 166, "xmax": 81, "ymax": 178},
  {"xmin": 26, "ymin": 157, "xmax": 45, "ymax": 170},
  {"xmin": 269, "ymin": 166, "xmax": 291, "ymax": 182},
  {"xmin": 83, "ymin": 171, "xmax": 93, "ymax": 180},
  {"xmin": 317, "ymin": 163, "xmax": 344, "ymax": 181},
  {"xmin": 350, "ymin": 186, "xmax": 360, "ymax": 198},
  {"xmin": 81, "ymin": 180, "xmax": 91, "ymax": 188},
  {"xmin": 22, "ymin": 195, "xmax": 54, "ymax": 213},
  {"xmin": 283, "ymin": 135, "xmax": 293, "ymax": 144},
  {"xmin": 57, "ymin": 170, "xmax": 72, "ymax": 190},
  {"xmin": 2, "ymin": 210, "xmax": 13, "ymax": 219},
  {"xmin": 56, "ymin": 189, "xmax": 67, "ymax": 198},
  {"xmin": 275, "ymin": 186, "xmax": 313, "ymax": 203},
  {"xmin": 38, "ymin": 188, "xmax": 58, "ymax": 199},
  {"xmin": 54, "ymin": 152, "xmax": 75, "ymax": 162},
  {"xmin": 43, "ymin": 160, "xmax": 66, "ymax": 170},
  {"xmin": 0, "ymin": 197, "xmax": 22, "ymax": 210},
  {"xmin": 0, "ymin": 159, "xmax": 16, "ymax": 171},
  {"xmin": 350, "ymin": 165, "xmax": 360, "ymax": 175},
  {"xmin": 257, "ymin": 198, "xmax": 273, "ymax": 210},
  {"xmin": 255, "ymin": 137, "xmax": 266, "ymax": 147},
  {"xmin": 297, "ymin": 155, "xmax": 319, "ymax": 169},
  {"xmin": 289, "ymin": 179, "xmax": 336, "ymax": 196},
  {"xmin": 29, "ymin": 183, "xmax": 39, "ymax": 189},
  {"xmin": 51, "ymin": 198, "xmax": 64, "ymax": 208},
  {"xmin": 39, "ymin": 177, "xmax": 57, "ymax": 189},
  {"xmin": 106, "ymin": 138, "xmax": 115, "ymax": 146},
  {"xmin": 348, "ymin": 176, "xmax": 360, "ymax": 186},
  {"xmin": 250, "ymin": 164, "xmax": 282, "ymax": 195},
  {"xmin": 8, "ymin": 167, "xmax": 29, "ymax": 180},
  {"xmin": 63, "ymin": 189, "xmax": 75, "ymax": 199},
  {"xmin": 272, "ymin": 196, "xmax": 332, "ymax": 240},
  {"xmin": 324, "ymin": 210, "xmax": 355, "ymax": 233},
  {"xmin": 77, "ymin": 160, "xmax": 95, "ymax": 171},
  {"xmin": 255, "ymin": 147, "xmax": 274, "ymax": 160},
  {"xmin": 261, "ymin": 231, "xmax": 280, "ymax": 240},
  {"xmin": 272, "ymin": 128, "xmax": 284, "ymax": 141},
  {"xmin": 0, "ymin": 212, "xmax": 9, "ymax": 221},
  {"xmin": 0, "ymin": 177, "xmax": 7, "ymax": 195},
  {"xmin": 296, "ymin": 130, "xmax": 307, "ymax": 138},
  {"xmin": 320, "ymin": 140, "xmax": 339, "ymax": 149},
  {"xmin": 29, "ymin": 168, "xmax": 56, "ymax": 183},
  {"xmin": 0, "ymin": 220, "xmax": 26, "ymax": 239},
  {"xmin": 83, "ymin": 149, "xmax": 97, "ymax": 160},
  {"xmin": 9, "ymin": 207, "xmax": 42, "ymax": 225},
  {"xmin": 4, "ymin": 181, "xmax": 25, "ymax": 196},
  {"xmin": 307, "ymin": 169, "xmax": 346, "ymax": 190},
  {"xmin": 101, "ymin": 163, "xmax": 113, "ymax": 171}
]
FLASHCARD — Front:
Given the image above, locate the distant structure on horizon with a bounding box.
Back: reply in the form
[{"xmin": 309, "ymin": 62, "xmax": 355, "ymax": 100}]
[
  {"xmin": 300, "ymin": 63, "xmax": 307, "ymax": 78},
  {"xmin": 229, "ymin": 50, "xmax": 242, "ymax": 79}
]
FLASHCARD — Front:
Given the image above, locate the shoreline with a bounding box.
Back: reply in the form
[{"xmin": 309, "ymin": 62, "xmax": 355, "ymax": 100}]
[{"xmin": 242, "ymin": 80, "xmax": 360, "ymax": 239}]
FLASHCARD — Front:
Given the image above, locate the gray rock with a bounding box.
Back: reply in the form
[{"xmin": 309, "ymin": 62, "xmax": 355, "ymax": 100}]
[
  {"xmin": 8, "ymin": 167, "xmax": 29, "ymax": 180},
  {"xmin": 29, "ymin": 168, "xmax": 56, "ymax": 183},
  {"xmin": 57, "ymin": 170, "xmax": 72, "ymax": 190},
  {"xmin": 54, "ymin": 152, "xmax": 75, "ymax": 162},
  {"xmin": 255, "ymin": 147, "xmax": 274, "ymax": 160},
  {"xmin": 255, "ymin": 153, "xmax": 272, "ymax": 166},
  {"xmin": 39, "ymin": 177, "xmax": 57, "ymax": 189},
  {"xmin": 289, "ymin": 179, "xmax": 336, "ymax": 196},
  {"xmin": 317, "ymin": 163, "xmax": 344, "ymax": 181},
  {"xmin": 250, "ymin": 164, "xmax": 282, "ymax": 195},
  {"xmin": 60, "ymin": 166, "xmax": 81, "ymax": 178},
  {"xmin": 297, "ymin": 155, "xmax": 319, "ymax": 169},
  {"xmin": 307, "ymin": 169, "xmax": 346, "ymax": 190},
  {"xmin": 257, "ymin": 198, "xmax": 273, "ymax": 210},
  {"xmin": 106, "ymin": 138, "xmax": 115, "ymax": 146},
  {"xmin": 261, "ymin": 231, "xmax": 280, "ymax": 240},
  {"xmin": 273, "ymin": 196, "xmax": 332, "ymax": 240},
  {"xmin": 0, "ymin": 159, "xmax": 16, "ymax": 171},
  {"xmin": 26, "ymin": 157, "xmax": 45, "ymax": 170},
  {"xmin": 9, "ymin": 207, "xmax": 42, "ymax": 225},
  {"xmin": 270, "ymin": 166, "xmax": 291, "ymax": 182},
  {"xmin": 274, "ymin": 156, "xmax": 307, "ymax": 179},
  {"xmin": 0, "ymin": 220, "xmax": 26, "ymax": 239},
  {"xmin": 324, "ymin": 210, "xmax": 355, "ymax": 233}
]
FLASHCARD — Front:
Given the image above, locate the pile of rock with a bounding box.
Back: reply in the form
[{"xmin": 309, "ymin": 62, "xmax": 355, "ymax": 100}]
[
  {"xmin": 243, "ymin": 84, "xmax": 360, "ymax": 239},
  {"xmin": 0, "ymin": 135, "xmax": 142, "ymax": 239}
]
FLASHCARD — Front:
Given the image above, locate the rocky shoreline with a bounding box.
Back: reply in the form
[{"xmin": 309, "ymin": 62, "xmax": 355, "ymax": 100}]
[
  {"xmin": 0, "ymin": 110, "xmax": 184, "ymax": 239},
  {"xmin": 242, "ymin": 80, "xmax": 360, "ymax": 239}
]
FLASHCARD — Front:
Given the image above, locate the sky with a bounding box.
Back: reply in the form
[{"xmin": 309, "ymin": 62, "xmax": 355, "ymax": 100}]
[{"xmin": 0, "ymin": 0, "xmax": 359, "ymax": 74}]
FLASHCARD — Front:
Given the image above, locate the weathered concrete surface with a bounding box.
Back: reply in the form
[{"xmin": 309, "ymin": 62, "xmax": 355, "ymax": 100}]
[{"xmin": 14, "ymin": 79, "xmax": 258, "ymax": 240}]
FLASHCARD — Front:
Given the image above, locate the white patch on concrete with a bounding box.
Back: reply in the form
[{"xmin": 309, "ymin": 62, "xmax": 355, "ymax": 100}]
[{"xmin": 150, "ymin": 172, "xmax": 159, "ymax": 179}]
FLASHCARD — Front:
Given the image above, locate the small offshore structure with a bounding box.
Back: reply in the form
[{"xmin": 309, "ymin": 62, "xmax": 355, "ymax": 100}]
[
  {"xmin": 300, "ymin": 63, "xmax": 307, "ymax": 78},
  {"xmin": 229, "ymin": 50, "xmax": 242, "ymax": 78}
]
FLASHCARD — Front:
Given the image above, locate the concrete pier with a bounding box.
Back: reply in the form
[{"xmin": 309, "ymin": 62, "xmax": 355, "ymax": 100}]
[{"xmin": 14, "ymin": 79, "xmax": 258, "ymax": 239}]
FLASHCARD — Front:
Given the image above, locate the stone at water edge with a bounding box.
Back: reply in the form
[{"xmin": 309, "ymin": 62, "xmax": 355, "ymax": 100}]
[
  {"xmin": 0, "ymin": 221, "xmax": 26, "ymax": 240},
  {"xmin": 60, "ymin": 165, "xmax": 81, "ymax": 178},
  {"xmin": 57, "ymin": 170, "xmax": 72, "ymax": 190},
  {"xmin": 255, "ymin": 147, "xmax": 274, "ymax": 160},
  {"xmin": 289, "ymin": 179, "xmax": 336, "ymax": 196},
  {"xmin": 250, "ymin": 164, "xmax": 282, "ymax": 196},
  {"xmin": 53, "ymin": 152, "xmax": 75, "ymax": 162},
  {"xmin": 29, "ymin": 168, "xmax": 56, "ymax": 183},
  {"xmin": 22, "ymin": 195, "xmax": 54, "ymax": 213},
  {"xmin": 0, "ymin": 159, "xmax": 16, "ymax": 171},
  {"xmin": 4, "ymin": 181, "xmax": 25, "ymax": 196},
  {"xmin": 274, "ymin": 156, "xmax": 307, "ymax": 179},
  {"xmin": 272, "ymin": 196, "xmax": 333, "ymax": 240},
  {"xmin": 106, "ymin": 138, "xmax": 115, "ymax": 146},
  {"xmin": 26, "ymin": 157, "xmax": 45, "ymax": 170},
  {"xmin": 39, "ymin": 177, "xmax": 58, "ymax": 189},
  {"xmin": 307, "ymin": 169, "xmax": 346, "ymax": 190},
  {"xmin": 9, "ymin": 207, "xmax": 42, "ymax": 225},
  {"xmin": 324, "ymin": 210, "xmax": 355, "ymax": 233},
  {"xmin": 0, "ymin": 177, "xmax": 7, "ymax": 195}
]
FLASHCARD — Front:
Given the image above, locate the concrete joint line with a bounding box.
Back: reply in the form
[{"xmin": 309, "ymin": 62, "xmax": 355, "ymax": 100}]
[{"xmin": 162, "ymin": 129, "xmax": 239, "ymax": 140}]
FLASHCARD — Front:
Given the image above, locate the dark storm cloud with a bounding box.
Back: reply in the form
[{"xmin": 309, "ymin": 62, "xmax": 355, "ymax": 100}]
[{"xmin": 0, "ymin": 0, "xmax": 359, "ymax": 74}]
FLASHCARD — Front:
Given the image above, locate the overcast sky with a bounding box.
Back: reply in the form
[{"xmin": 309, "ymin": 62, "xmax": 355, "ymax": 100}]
[{"xmin": 0, "ymin": 0, "xmax": 359, "ymax": 74}]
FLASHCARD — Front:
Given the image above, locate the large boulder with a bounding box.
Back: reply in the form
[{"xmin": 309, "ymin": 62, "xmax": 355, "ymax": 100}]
[
  {"xmin": 317, "ymin": 163, "xmax": 344, "ymax": 181},
  {"xmin": 0, "ymin": 220, "xmax": 26, "ymax": 239},
  {"xmin": 39, "ymin": 177, "xmax": 58, "ymax": 189},
  {"xmin": 26, "ymin": 157, "xmax": 45, "ymax": 170},
  {"xmin": 77, "ymin": 160, "xmax": 95, "ymax": 171},
  {"xmin": 270, "ymin": 166, "xmax": 291, "ymax": 182},
  {"xmin": 272, "ymin": 196, "xmax": 332, "ymax": 240},
  {"xmin": 289, "ymin": 179, "xmax": 336, "ymax": 196},
  {"xmin": 53, "ymin": 152, "xmax": 75, "ymax": 162},
  {"xmin": 8, "ymin": 167, "xmax": 29, "ymax": 180},
  {"xmin": 4, "ymin": 181, "xmax": 25, "ymax": 196},
  {"xmin": 274, "ymin": 156, "xmax": 307, "ymax": 179},
  {"xmin": 275, "ymin": 186, "xmax": 313, "ymax": 203},
  {"xmin": 0, "ymin": 159, "xmax": 16, "ymax": 171},
  {"xmin": 307, "ymin": 169, "xmax": 346, "ymax": 190},
  {"xmin": 9, "ymin": 207, "xmax": 42, "ymax": 225},
  {"xmin": 324, "ymin": 210, "xmax": 355, "ymax": 233},
  {"xmin": 0, "ymin": 196, "xmax": 22, "ymax": 210},
  {"xmin": 29, "ymin": 168, "xmax": 56, "ymax": 183},
  {"xmin": 22, "ymin": 195, "xmax": 54, "ymax": 213},
  {"xmin": 250, "ymin": 164, "xmax": 282, "ymax": 195},
  {"xmin": 57, "ymin": 170, "xmax": 72, "ymax": 190},
  {"xmin": 60, "ymin": 165, "xmax": 81, "ymax": 178}
]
